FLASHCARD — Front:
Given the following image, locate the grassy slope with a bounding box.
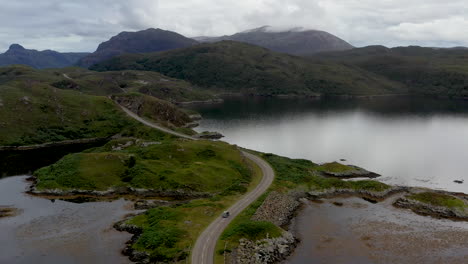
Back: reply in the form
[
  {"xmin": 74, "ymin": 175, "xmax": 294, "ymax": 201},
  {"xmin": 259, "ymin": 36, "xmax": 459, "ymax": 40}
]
[
  {"xmin": 57, "ymin": 67, "xmax": 215, "ymax": 103},
  {"xmin": 91, "ymin": 41, "xmax": 405, "ymax": 96},
  {"xmin": 407, "ymin": 192, "xmax": 468, "ymax": 210},
  {"xmin": 35, "ymin": 138, "xmax": 250, "ymax": 193},
  {"xmin": 0, "ymin": 68, "xmax": 131, "ymax": 146},
  {"xmin": 313, "ymin": 46, "xmax": 468, "ymax": 97},
  {"xmin": 121, "ymin": 143, "xmax": 263, "ymax": 262},
  {"xmin": 0, "ymin": 65, "xmax": 210, "ymax": 146}
]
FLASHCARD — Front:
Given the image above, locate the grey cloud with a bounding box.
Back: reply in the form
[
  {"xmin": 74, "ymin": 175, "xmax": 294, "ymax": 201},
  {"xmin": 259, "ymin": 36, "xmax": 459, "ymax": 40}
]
[{"xmin": 0, "ymin": 0, "xmax": 467, "ymax": 52}]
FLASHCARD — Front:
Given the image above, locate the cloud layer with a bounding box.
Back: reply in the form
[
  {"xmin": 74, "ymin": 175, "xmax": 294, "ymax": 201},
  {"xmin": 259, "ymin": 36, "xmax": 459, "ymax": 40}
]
[{"xmin": 1, "ymin": 0, "xmax": 467, "ymax": 52}]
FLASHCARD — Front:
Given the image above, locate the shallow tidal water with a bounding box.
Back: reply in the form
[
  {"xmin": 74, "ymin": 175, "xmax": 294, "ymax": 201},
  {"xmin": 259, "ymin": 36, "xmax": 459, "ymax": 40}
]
[
  {"xmin": 284, "ymin": 197, "xmax": 468, "ymax": 264},
  {"xmin": 0, "ymin": 176, "xmax": 135, "ymax": 264},
  {"xmin": 192, "ymin": 96, "xmax": 468, "ymax": 193}
]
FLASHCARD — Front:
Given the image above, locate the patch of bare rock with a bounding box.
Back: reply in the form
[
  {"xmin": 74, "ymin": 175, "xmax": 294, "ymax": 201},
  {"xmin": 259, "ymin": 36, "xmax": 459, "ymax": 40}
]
[
  {"xmin": 252, "ymin": 191, "xmax": 300, "ymax": 227},
  {"xmin": 235, "ymin": 231, "xmax": 297, "ymax": 264}
]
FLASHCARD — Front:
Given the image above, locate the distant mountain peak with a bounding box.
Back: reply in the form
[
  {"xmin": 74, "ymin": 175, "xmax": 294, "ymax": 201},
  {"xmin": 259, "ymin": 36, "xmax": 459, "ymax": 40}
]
[
  {"xmin": 196, "ymin": 26, "xmax": 353, "ymax": 56},
  {"xmin": 0, "ymin": 44, "xmax": 89, "ymax": 69},
  {"xmin": 244, "ymin": 25, "xmax": 309, "ymax": 33},
  {"xmin": 242, "ymin": 25, "xmax": 272, "ymax": 33},
  {"xmin": 78, "ymin": 28, "xmax": 197, "ymax": 68},
  {"xmin": 8, "ymin": 44, "xmax": 26, "ymax": 52}
]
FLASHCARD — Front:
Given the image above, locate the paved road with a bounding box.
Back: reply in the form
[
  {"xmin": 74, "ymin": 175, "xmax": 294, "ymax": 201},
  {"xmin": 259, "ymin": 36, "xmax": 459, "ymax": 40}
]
[
  {"xmin": 117, "ymin": 104, "xmax": 275, "ymax": 264},
  {"xmin": 191, "ymin": 151, "xmax": 275, "ymax": 264},
  {"xmin": 117, "ymin": 105, "xmax": 197, "ymax": 140}
]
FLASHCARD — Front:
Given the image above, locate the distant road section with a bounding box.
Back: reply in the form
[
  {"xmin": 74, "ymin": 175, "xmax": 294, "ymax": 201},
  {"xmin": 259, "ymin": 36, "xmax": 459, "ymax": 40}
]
[
  {"xmin": 117, "ymin": 104, "xmax": 197, "ymax": 140},
  {"xmin": 117, "ymin": 104, "xmax": 275, "ymax": 264}
]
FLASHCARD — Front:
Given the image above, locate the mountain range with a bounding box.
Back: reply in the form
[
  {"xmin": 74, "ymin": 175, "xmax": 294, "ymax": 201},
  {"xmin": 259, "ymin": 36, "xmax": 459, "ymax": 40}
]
[
  {"xmin": 0, "ymin": 44, "xmax": 88, "ymax": 69},
  {"xmin": 2, "ymin": 26, "xmax": 468, "ymax": 98},
  {"xmin": 1, "ymin": 26, "xmax": 353, "ymax": 68},
  {"xmin": 194, "ymin": 26, "xmax": 354, "ymax": 55},
  {"xmin": 76, "ymin": 28, "xmax": 198, "ymax": 67},
  {"xmin": 91, "ymin": 41, "xmax": 405, "ymax": 97}
]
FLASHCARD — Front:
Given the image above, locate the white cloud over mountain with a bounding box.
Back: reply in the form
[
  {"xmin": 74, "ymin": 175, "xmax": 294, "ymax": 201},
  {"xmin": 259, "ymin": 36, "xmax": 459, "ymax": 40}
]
[{"xmin": 0, "ymin": 0, "xmax": 467, "ymax": 52}]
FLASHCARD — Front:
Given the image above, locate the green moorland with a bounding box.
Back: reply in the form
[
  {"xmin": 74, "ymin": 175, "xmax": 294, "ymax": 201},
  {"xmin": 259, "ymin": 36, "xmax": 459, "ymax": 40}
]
[
  {"xmin": 121, "ymin": 155, "xmax": 263, "ymax": 262},
  {"xmin": 0, "ymin": 65, "xmax": 208, "ymax": 146},
  {"xmin": 35, "ymin": 138, "xmax": 251, "ymax": 193},
  {"xmin": 35, "ymin": 133, "xmax": 264, "ymax": 262},
  {"xmin": 91, "ymin": 41, "xmax": 406, "ymax": 97},
  {"xmin": 215, "ymin": 153, "xmax": 390, "ymax": 260},
  {"xmin": 407, "ymin": 192, "xmax": 468, "ymax": 210},
  {"xmin": 0, "ymin": 67, "xmax": 129, "ymax": 145},
  {"xmin": 57, "ymin": 67, "xmax": 215, "ymax": 103},
  {"xmin": 312, "ymin": 46, "xmax": 468, "ymax": 97}
]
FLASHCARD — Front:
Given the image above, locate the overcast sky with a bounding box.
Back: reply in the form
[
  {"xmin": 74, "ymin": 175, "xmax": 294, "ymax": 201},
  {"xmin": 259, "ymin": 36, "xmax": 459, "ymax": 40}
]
[{"xmin": 1, "ymin": 0, "xmax": 468, "ymax": 52}]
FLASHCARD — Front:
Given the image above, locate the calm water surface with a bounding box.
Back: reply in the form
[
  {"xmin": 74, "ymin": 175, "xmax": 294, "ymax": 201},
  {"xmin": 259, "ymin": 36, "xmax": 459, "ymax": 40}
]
[
  {"xmin": 0, "ymin": 176, "xmax": 134, "ymax": 264},
  {"xmin": 285, "ymin": 196, "xmax": 468, "ymax": 264},
  {"xmin": 192, "ymin": 97, "xmax": 468, "ymax": 193}
]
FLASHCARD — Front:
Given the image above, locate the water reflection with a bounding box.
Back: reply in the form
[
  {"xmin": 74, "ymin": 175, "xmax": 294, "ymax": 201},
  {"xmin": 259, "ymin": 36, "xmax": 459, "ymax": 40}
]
[
  {"xmin": 0, "ymin": 176, "xmax": 134, "ymax": 264},
  {"xmin": 191, "ymin": 97, "xmax": 468, "ymax": 193}
]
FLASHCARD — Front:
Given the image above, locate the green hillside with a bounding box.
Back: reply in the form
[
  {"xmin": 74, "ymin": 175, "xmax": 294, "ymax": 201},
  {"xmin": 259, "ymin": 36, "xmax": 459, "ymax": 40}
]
[
  {"xmin": 91, "ymin": 41, "xmax": 406, "ymax": 96},
  {"xmin": 35, "ymin": 138, "xmax": 251, "ymax": 193},
  {"xmin": 313, "ymin": 46, "xmax": 468, "ymax": 97},
  {"xmin": 56, "ymin": 67, "xmax": 215, "ymax": 103},
  {"xmin": 0, "ymin": 65, "xmax": 201, "ymax": 146}
]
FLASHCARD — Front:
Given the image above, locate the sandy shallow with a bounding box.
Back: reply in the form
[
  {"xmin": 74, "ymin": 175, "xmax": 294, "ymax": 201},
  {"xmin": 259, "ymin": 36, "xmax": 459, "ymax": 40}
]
[
  {"xmin": 285, "ymin": 196, "xmax": 468, "ymax": 264},
  {"xmin": 0, "ymin": 176, "xmax": 136, "ymax": 264}
]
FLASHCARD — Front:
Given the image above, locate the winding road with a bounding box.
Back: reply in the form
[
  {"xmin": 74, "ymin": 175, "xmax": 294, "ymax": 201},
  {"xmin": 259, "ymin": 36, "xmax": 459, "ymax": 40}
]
[
  {"xmin": 117, "ymin": 105, "xmax": 197, "ymax": 140},
  {"xmin": 117, "ymin": 104, "xmax": 275, "ymax": 264},
  {"xmin": 191, "ymin": 151, "xmax": 274, "ymax": 264}
]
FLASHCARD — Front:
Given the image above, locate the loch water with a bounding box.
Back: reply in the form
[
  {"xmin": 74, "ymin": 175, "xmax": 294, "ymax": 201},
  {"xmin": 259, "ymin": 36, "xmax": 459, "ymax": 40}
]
[{"xmin": 191, "ymin": 96, "xmax": 468, "ymax": 193}]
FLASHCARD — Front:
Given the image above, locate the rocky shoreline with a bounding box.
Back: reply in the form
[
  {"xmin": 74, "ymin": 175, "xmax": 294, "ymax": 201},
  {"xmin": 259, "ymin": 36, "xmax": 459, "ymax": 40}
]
[
  {"xmin": 235, "ymin": 231, "xmax": 297, "ymax": 264},
  {"xmin": 176, "ymin": 98, "xmax": 224, "ymax": 105},
  {"xmin": 0, "ymin": 137, "xmax": 109, "ymax": 151},
  {"xmin": 28, "ymin": 179, "xmax": 212, "ymax": 200},
  {"xmin": 114, "ymin": 218, "xmax": 151, "ymax": 264},
  {"xmin": 320, "ymin": 165, "xmax": 381, "ymax": 179},
  {"xmin": 307, "ymin": 186, "xmax": 408, "ymax": 201},
  {"xmin": 229, "ymin": 185, "xmax": 468, "ymax": 264},
  {"xmin": 394, "ymin": 195, "xmax": 468, "ymax": 221},
  {"xmin": 251, "ymin": 191, "xmax": 301, "ymax": 227}
]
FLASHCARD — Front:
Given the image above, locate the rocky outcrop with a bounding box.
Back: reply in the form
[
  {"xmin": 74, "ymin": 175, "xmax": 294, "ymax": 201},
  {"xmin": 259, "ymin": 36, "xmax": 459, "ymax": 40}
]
[
  {"xmin": 0, "ymin": 207, "xmax": 20, "ymax": 218},
  {"xmin": 133, "ymin": 199, "xmax": 188, "ymax": 210},
  {"xmin": 112, "ymin": 94, "xmax": 192, "ymax": 127},
  {"xmin": 321, "ymin": 164, "xmax": 381, "ymax": 179},
  {"xmin": 114, "ymin": 219, "xmax": 151, "ymax": 264},
  {"xmin": 251, "ymin": 192, "xmax": 300, "ymax": 227},
  {"xmin": 195, "ymin": 132, "xmax": 224, "ymax": 140},
  {"xmin": 235, "ymin": 231, "xmax": 297, "ymax": 264},
  {"xmin": 176, "ymin": 98, "xmax": 224, "ymax": 105},
  {"xmin": 28, "ymin": 184, "xmax": 211, "ymax": 200},
  {"xmin": 308, "ymin": 186, "xmax": 408, "ymax": 201},
  {"xmin": 394, "ymin": 197, "xmax": 468, "ymax": 221}
]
